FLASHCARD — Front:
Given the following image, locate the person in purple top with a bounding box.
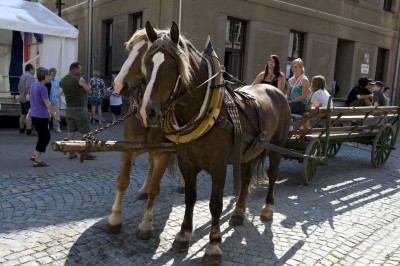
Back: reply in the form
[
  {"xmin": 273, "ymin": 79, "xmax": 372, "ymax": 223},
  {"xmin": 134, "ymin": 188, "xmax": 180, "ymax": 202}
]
[{"xmin": 28, "ymin": 67, "xmax": 61, "ymax": 167}]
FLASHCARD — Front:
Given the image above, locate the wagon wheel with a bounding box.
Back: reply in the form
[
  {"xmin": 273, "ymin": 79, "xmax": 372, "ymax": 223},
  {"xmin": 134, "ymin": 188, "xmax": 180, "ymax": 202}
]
[
  {"xmin": 371, "ymin": 124, "xmax": 395, "ymax": 168},
  {"xmin": 326, "ymin": 143, "xmax": 341, "ymax": 158},
  {"xmin": 303, "ymin": 139, "xmax": 322, "ymax": 185}
]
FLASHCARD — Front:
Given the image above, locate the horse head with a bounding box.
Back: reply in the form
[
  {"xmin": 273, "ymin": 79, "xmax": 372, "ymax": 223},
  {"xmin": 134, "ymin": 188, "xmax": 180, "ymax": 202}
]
[{"xmin": 140, "ymin": 21, "xmax": 193, "ymax": 127}]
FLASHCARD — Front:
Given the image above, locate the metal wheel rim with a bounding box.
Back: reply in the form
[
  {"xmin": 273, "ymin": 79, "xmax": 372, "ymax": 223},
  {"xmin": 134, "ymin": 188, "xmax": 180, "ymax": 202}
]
[
  {"xmin": 371, "ymin": 125, "xmax": 395, "ymax": 168},
  {"xmin": 303, "ymin": 139, "xmax": 322, "ymax": 185}
]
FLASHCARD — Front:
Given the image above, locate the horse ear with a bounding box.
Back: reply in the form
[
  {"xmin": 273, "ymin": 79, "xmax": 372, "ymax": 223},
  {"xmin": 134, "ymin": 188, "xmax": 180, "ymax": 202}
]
[
  {"xmin": 170, "ymin": 21, "xmax": 179, "ymax": 45},
  {"xmin": 145, "ymin": 21, "xmax": 157, "ymax": 43}
]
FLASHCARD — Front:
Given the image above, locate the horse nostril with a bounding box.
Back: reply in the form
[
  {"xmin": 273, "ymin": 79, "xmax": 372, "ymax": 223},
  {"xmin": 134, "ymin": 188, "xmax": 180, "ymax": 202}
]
[
  {"xmin": 148, "ymin": 109, "xmax": 156, "ymax": 119},
  {"xmin": 144, "ymin": 103, "xmax": 160, "ymax": 127}
]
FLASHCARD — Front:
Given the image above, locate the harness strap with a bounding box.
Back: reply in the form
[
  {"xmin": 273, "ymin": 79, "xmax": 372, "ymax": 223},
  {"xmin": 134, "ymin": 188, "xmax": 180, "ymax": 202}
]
[
  {"xmin": 217, "ymin": 117, "xmax": 315, "ymax": 159},
  {"xmin": 224, "ymin": 88, "xmax": 242, "ymax": 195},
  {"xmin": 233, "ymin": 90, "xmax": 266, "ymax": 143}
]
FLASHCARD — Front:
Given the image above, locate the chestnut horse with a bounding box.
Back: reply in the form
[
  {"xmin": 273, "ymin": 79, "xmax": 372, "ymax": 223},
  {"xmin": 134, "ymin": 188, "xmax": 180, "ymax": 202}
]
[
  {"xmin": 106, "ymin": 28, "xmax": 181, "ymax": 239},
  {"xmin": 140, "ymin": 22, "xmax": 291, "ymax": 264}
]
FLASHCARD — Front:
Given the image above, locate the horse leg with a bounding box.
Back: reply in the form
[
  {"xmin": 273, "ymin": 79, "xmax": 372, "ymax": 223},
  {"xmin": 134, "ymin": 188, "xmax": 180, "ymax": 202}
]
[
  {"xmin": 261, "ymin": 150, "xmax": 281, "ymax": 221},
  {"xmin": 137, "ymin": 153, "xmax": 156, "ymax": 200},
  {"xmin": 202, "ymin": 167, "xmax": 227, "ymax": 265},
  {"xmin": 106, "ymin": 151, "xmax": 137, "ymax": 233},
  {"xmin": 137, "ymin": 151, "xmax": 172, "ymax": 240},
  {"xmin": 229, "ymin": 162, "xmax": 252, "ymax": 226},
  {"xmin": 177, "ymin": 174, "xmax": 185, "ymax": 194},
  {"xmin": 172, "ymin": 162, "xmax": 199, "ymax": 252}
]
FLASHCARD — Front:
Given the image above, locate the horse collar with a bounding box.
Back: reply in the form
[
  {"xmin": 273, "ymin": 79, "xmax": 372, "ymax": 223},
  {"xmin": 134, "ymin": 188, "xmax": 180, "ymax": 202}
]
[{"xmin": 162, "ymin": 51, "xmax": 224, "ymax": 143}]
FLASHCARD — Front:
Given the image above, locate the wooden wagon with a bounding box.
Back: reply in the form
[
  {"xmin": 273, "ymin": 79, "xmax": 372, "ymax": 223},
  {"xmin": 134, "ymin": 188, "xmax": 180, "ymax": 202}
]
[
  {"xmin": 284, "ymin": 104, "xmax": 399, "ymax": 184},
  {"xmin": 52, "ymin": 104, "xmax": 399, "ymax": 186}
]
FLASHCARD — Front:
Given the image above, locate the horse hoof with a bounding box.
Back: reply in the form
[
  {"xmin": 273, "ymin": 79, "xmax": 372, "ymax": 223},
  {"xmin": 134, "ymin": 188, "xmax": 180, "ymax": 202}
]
[
  {"xmin": 229, "ymin": 215, "xmax": 244, "ymax": 226},
  {"xmin": 106, "ymin": 222, "xmax": 122, "ymax": 234},
  {"xmin": 260, "ymin": 213, "xmax": 273, "ymax": 222},
  {"xmin": 136, "ymin": 229, "xmax": 152, "ymax": 240},
  {"xmin": 172, "ymin": 239, "xmax": 190, "ymax": 252},
  {"xmin": 202, "ymin": 254, "xmax": 222, "ymax": 266},
  {"xmin": 136, "ymin": 192, "xmax": 148, "ymax": 200},
  {"xmin": 176, "ymin": 187, "xmax": 185, "ymax": 194}
]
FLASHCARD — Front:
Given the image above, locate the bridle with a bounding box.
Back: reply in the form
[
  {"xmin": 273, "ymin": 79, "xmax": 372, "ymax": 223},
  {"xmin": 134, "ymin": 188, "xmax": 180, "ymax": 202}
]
[{"xmin": 161, "ymin": 67, "xmax": 225, "ymax": 113}]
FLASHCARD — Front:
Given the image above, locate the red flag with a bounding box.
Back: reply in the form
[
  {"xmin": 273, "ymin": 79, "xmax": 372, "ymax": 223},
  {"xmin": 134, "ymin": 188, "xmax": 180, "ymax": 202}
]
[{"xmin": 23, "ymin": 32, "xmax": 31, "ymax": 63}]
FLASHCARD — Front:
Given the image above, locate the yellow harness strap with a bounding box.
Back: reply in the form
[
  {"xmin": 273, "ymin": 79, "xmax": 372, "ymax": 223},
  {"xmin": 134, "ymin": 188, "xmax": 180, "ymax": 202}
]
[{"xmin": 163, "ymin": 40, "xmax": 224, "ymax": 143}]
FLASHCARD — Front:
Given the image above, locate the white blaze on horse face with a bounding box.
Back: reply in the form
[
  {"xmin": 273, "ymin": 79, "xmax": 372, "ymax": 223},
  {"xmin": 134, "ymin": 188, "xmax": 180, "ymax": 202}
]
[
  {"xmin": 140, "ymin": 52, "xmax": 165, "ymax": 126},
  {"xmin": 114, "ymin": 40, "xmax": 146, "ymax": 94}
]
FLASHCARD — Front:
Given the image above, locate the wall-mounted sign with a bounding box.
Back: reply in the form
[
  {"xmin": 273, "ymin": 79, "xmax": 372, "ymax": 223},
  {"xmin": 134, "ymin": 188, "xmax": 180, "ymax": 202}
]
[{"xmin": 361, "ymin": 64, "xmax": 369, "ymax": 74}]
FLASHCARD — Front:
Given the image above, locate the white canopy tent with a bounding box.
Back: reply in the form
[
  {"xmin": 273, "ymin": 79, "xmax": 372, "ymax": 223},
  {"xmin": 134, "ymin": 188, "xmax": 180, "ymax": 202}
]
[{"xmin": 0, "ymin": 0, "xmax": 79, "ymax": 94}]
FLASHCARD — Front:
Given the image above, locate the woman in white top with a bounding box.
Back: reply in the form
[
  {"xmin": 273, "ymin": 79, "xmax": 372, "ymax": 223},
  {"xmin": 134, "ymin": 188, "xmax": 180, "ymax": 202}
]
[
  {"xmin": 310, "ymin": 75, "xmax": 331, "ymax": 108},
  {"xmin": 287, "ymin": 58, "xmax": 311, "ymax": 114}
]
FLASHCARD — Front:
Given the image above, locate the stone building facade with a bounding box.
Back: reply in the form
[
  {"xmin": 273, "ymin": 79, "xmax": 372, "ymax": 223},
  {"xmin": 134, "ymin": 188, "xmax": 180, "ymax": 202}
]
[{"xmin": 47, "ymin": 0, "xmax": 400, "ymax": 103}]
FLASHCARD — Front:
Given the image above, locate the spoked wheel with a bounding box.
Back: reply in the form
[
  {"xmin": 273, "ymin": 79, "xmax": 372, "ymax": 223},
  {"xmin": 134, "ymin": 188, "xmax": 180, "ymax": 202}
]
[
  {"xmin": 326, "ymin": 143, "xmax": 341, "ymax": 158},
  {"xmin": 303, "ymin": 139, "xmax": 323, "ymax": 185},
  {"xmin": 371, "ymin": 124, "xmax": 395, "ymax": 168}
]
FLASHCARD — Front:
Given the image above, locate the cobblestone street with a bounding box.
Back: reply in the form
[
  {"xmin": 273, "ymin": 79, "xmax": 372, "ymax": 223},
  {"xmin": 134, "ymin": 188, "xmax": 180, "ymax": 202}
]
[{"xmin": 1, "ymin": 119, "xmax": 400, "ymax": 265}]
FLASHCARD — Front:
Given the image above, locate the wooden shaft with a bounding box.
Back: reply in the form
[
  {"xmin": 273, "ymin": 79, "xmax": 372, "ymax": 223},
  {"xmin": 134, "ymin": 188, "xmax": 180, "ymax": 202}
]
[{"xmin": 51, "ymin": 140, "xmax": 176, "ymax": 153}]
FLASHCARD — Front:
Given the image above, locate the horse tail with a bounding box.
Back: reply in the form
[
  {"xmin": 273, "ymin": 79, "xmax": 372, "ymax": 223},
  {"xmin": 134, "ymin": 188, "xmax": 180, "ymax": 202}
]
[{"xmin": 249, "ymin": 150, "xmax": 268, "ymax": 191}]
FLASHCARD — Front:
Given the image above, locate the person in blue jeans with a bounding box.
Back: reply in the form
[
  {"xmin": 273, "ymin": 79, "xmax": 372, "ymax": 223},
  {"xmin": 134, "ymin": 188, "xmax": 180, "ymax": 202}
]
[{"xmin": 28, "ymin": 67, "xmax": 61, "ymax": 167}]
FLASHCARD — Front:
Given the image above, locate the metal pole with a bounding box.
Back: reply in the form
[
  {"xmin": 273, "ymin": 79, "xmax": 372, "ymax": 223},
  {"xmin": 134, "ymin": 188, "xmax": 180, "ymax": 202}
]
[
  {"xmin": 87, "ymin": 0, "xmax": 93, "ymax": 80},
  {"xmin": 392, "ymin": 32, "xmax": 400, "ymax": 105},
  {"xmin": 178, "ymin": 0, "xmax": 182, "ymax": 30},
  {"xmin": 57, "ymin": 0, "xmax": 61, "ymax": 16}
]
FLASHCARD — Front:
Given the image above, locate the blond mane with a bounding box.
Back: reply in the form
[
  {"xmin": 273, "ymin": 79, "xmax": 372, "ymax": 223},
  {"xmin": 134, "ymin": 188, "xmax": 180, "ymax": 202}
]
[
  {"xmin": 144, "ymin": 31, "xmax": 193, "ymax": 88},
  {"xmin": 125, "ymin": 28, "xmax": 149, "ymax": 52}
]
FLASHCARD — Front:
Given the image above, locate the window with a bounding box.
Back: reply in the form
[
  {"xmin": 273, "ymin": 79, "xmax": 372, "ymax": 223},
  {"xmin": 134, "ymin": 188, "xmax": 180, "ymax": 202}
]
[
  {"xmin": 129, "ymin": 12, "xmax": 143, "ymax": 35},
  {"xmin": 286, "ymin": 30, "xmax": 305, "ymax": 77},
  {"xmin": 224, "ymin": 17, "xmax": 247, "ymax": 81},
  {"xmin": 383, "ymin": 0, "xmax": 394, "ymax": 12}
]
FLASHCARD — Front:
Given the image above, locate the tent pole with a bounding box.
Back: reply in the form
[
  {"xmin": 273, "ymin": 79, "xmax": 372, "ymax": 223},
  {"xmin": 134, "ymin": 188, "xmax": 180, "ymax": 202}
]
[{"xmin": 87, "ymin": 0, "xmax": 93, "ymax": 81}]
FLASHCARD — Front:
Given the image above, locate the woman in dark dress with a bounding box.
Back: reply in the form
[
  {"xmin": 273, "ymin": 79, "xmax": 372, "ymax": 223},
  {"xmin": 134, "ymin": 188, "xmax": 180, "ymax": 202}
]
[{"xmin": 252, "ymin": 54, "xmax": 286, "ymax": 92}]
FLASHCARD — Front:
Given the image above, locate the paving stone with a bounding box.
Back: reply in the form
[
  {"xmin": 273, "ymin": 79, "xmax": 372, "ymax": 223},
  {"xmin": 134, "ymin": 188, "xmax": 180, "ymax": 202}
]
[{"xmin": 1, "ymin": 126, "xmax": 400, "ymax": 265}]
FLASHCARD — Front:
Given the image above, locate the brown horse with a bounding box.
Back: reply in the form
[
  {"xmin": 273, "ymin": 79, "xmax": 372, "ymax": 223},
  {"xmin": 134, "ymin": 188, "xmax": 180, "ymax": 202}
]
[
  {"xmin": 140, "ymin": 21, "xmax": 291, "ymax": 264},
  {"xmin": 106, "ymin": 28, "xmax": 181, "ymax": 239}
]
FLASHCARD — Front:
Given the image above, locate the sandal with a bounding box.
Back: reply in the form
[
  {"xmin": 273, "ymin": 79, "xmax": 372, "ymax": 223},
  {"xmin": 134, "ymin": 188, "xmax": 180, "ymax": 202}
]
[
  {"xmin": 30, "ymin": 155, "xmax": 36, "ymax": 161},
  {"xmin": 33, "ymin": 161, "xmax": 49, "ymax": 167}
]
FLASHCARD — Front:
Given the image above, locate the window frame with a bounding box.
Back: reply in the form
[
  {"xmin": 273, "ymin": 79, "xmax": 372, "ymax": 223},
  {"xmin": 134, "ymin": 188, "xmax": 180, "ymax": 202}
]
[{"xmin": 224, "ymin": 16, "xmax": 247, "ymax": 80}]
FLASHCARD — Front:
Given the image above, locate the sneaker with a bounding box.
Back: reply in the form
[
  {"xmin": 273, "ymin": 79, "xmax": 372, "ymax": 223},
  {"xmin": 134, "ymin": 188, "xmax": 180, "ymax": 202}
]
[
  {"xmin": 54, "ymin": 129, "xmax": 63, "ymax": 133},
  {"xmin": 68, "ymin": 153, "xmax": 78, "ymax": 159},
  {"xmin": 20, "ymin": 129, "xmax": 25, "ymax": 134}
]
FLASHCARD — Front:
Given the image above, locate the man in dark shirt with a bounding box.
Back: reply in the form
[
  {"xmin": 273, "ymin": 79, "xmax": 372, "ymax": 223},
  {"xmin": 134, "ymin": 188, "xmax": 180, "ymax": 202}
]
[
  {"xmin": 60, "ymin": 62, "xmax": 96, "ymax": 160},
  {"xmin": 346, "ymin": 77, "xmax": 373, "ymax": 107}
]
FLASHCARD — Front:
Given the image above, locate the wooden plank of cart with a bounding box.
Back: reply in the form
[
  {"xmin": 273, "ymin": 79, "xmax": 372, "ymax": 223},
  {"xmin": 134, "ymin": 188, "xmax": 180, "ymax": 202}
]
[{"xmin": 284, "ymin": 102, "xmax": 399, "ymax": 185}]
